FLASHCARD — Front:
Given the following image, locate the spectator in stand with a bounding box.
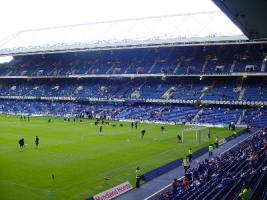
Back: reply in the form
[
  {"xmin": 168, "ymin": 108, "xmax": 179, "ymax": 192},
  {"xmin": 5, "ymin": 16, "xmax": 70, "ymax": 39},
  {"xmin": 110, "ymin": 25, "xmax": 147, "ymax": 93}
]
[
  {"xmin": 239, "ymin": 182, "xmax": 252, "ymax": 200},
  {"xmin": 218, "ymin": 175, "xmax": 229, "ymax": 189},
  {"xmin": 172, "ymin": 178, "xmax": 179, "ymax": 193},
  {"xmin": 247, "ymin": 151, "xmax": 259, "ymax": 170},
  {"xmin": 192, "ymin": 177, "xmax": 201, "ymax": 186},
  {"xmin": 159, "ymin": 193, "xmax": 167, "ymax": 200},
  {"xmin": 181, "ymin": 177, "xmax": 190, "ymax": 188},
  {"xmin": 263, "ymin": 137, "xmax": 267, "ymax": 155}
]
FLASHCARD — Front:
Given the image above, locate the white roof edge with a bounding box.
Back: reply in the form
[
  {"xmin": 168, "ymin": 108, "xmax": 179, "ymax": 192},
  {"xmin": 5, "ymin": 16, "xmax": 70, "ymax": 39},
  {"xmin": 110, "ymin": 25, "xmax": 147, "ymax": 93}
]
[
  {"xmin": 0, "ymin": 35, "xmax": 250, "ymax": 56},
  {"xmin": 14, "ymin": 11, "xmax": 221, "ymax": 33},
  {"xmin": 0, "ymin": 11, "xmax": 248, "ymax": 56}
]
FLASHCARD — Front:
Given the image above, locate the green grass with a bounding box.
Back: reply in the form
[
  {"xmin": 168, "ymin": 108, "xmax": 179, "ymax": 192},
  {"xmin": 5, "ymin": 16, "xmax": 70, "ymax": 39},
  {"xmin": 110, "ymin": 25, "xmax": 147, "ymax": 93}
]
[{"xmin": 0, "ymin": 114, "xmax": 241, "ymax": 200}]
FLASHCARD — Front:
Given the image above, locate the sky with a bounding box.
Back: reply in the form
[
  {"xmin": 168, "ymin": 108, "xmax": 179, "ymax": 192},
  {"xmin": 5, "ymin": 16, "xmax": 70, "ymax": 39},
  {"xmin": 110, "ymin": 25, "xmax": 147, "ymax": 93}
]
[{"xmin": 0, "ymin": 0, "xmax": 220, "ymax": 41}]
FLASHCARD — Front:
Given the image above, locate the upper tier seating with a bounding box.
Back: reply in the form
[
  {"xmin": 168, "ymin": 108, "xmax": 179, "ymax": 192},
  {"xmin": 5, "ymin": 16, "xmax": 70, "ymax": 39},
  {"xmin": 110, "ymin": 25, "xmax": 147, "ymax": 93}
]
[{"xmin": 0, "ymin": 44, "xmax": 266, "ymax": 77}]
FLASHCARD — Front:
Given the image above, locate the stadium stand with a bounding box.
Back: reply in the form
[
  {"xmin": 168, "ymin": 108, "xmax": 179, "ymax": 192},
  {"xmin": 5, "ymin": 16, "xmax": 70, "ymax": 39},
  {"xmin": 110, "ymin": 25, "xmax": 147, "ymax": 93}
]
[
  {"xmin": 0, "ymin": 38, "xmax": 266, "ymax": 200},
  {"xmin": 0, "ymin": 44, "xmax": 266, "ymax": 128},
  {"xmin": 0, "ymin": 99, "xmax": 266, "ymax": 127},
  {"xmin": 148, "ymin": 128, "xmax": 267, "ymax": 200}
]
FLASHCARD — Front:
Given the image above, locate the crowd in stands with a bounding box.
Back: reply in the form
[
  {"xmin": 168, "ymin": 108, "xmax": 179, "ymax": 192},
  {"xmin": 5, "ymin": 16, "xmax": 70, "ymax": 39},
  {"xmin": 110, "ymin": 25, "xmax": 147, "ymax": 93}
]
[
  {"xmin": 0, "ymin": 44, "xmax": 266, "ymax": 77},
  {"xmin": 157, "ymin": 129, "xmax": 267, "ymax": 200}
]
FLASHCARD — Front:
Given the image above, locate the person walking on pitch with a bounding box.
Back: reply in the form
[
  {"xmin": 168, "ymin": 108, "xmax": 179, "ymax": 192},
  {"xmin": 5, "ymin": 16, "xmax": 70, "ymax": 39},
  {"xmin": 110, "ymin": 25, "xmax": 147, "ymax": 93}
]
[
  {"xmin": 35, "ymin": 136, "xmax": 39, "ymax": 149},
  {"xmin": 208, "ymin": 128, "xmax": 211, "ymax": 139},
  {"xmin": 161, "ymin": 126, "xmax": 165, "ymax": 133},
  {"xmin": 51, "ymin": 174, "xmax": 55, "ymax": 181},
  {"xmin": 99, "ymin": 126, "xmax": 103, "ymax": 136},
  {"xmin": 18, "ymin": 138, "xmax": 25, "ymax": 150},
  {"xmin": 141, "ymin": 129, "xmax": 146, "ymax": 139},
  {"xmin": 177, "ymin": 134, "xmax": 182, "ymax": 143}
]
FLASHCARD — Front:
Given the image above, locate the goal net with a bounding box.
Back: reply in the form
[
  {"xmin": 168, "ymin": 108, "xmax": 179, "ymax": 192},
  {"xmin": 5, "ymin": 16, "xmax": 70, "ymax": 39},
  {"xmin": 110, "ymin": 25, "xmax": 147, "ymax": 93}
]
[{"xmin": 181, "ymin": 127, "xmax": 211, "ymax": 144}]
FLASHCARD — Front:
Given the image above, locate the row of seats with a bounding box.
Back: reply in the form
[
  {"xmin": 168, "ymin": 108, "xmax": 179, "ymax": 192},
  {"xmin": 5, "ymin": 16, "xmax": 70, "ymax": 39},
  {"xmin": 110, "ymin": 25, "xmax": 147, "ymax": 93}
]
[
  {"xmin": 193, "ymin": 107, "xmax": 242, "ymax": 125},
  {"xmin": 241, "ymin": 109, "xmax": 267, "ymax": 127},
  {"xmin": 0, "ymin": 77, "xmax": 266, "ymax": 101},
  {"xmin": 0, "ymin": 44, "xmax": 266, "ymax": 77}
]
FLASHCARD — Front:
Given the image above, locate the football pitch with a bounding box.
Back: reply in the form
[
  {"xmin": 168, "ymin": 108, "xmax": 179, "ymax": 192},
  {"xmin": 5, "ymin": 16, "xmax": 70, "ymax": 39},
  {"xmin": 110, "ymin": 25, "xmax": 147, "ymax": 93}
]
[{"xmin": 0, "ymin": 114, "xmax": 241, "ymax": 200}]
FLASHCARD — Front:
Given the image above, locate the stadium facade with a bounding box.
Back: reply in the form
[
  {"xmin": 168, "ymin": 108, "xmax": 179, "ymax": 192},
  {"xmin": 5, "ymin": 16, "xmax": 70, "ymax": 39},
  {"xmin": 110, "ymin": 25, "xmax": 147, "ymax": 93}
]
[
  {"xmin": 0, "ymin": 43, "xmax": 266, "ymax": 128},
  {"xmin": 0, "ymin": 12, "xmax": 266, "ymax": 128}
]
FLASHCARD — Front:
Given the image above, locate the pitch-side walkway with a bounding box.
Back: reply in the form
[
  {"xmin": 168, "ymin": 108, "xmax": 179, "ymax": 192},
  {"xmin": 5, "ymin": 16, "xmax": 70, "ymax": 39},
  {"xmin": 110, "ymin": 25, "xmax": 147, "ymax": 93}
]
[{"xmin": 115, "ymin": 130, "xmax": 258, "ymax": 200}]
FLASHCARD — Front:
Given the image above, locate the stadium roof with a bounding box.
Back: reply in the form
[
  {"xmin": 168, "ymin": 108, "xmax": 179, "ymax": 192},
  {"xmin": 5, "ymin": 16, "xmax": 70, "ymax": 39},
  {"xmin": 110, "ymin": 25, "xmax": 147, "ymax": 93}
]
[
  {"xmin": 0, "ymin": 0, "xmax": 247, "ymax": 56},
  {"xmin": 213, "ymin": 0, "xmax": 267, "ymax": 40}
]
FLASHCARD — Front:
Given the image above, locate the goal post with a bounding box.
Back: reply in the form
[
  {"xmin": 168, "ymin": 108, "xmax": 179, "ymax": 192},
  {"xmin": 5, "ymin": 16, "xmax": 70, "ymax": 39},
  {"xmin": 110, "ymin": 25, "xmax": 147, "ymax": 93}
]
[{"xmin": 181, "ymin": 126, "xmax": 210, "ymax": 144}]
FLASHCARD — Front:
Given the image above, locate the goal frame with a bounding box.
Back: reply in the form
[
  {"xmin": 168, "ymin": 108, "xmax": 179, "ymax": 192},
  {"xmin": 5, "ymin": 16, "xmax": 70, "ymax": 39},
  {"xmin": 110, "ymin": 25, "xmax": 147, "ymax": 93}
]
[{"xmin": 181, "ymin": 126, "xmax": 210, "ymax": 144}]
